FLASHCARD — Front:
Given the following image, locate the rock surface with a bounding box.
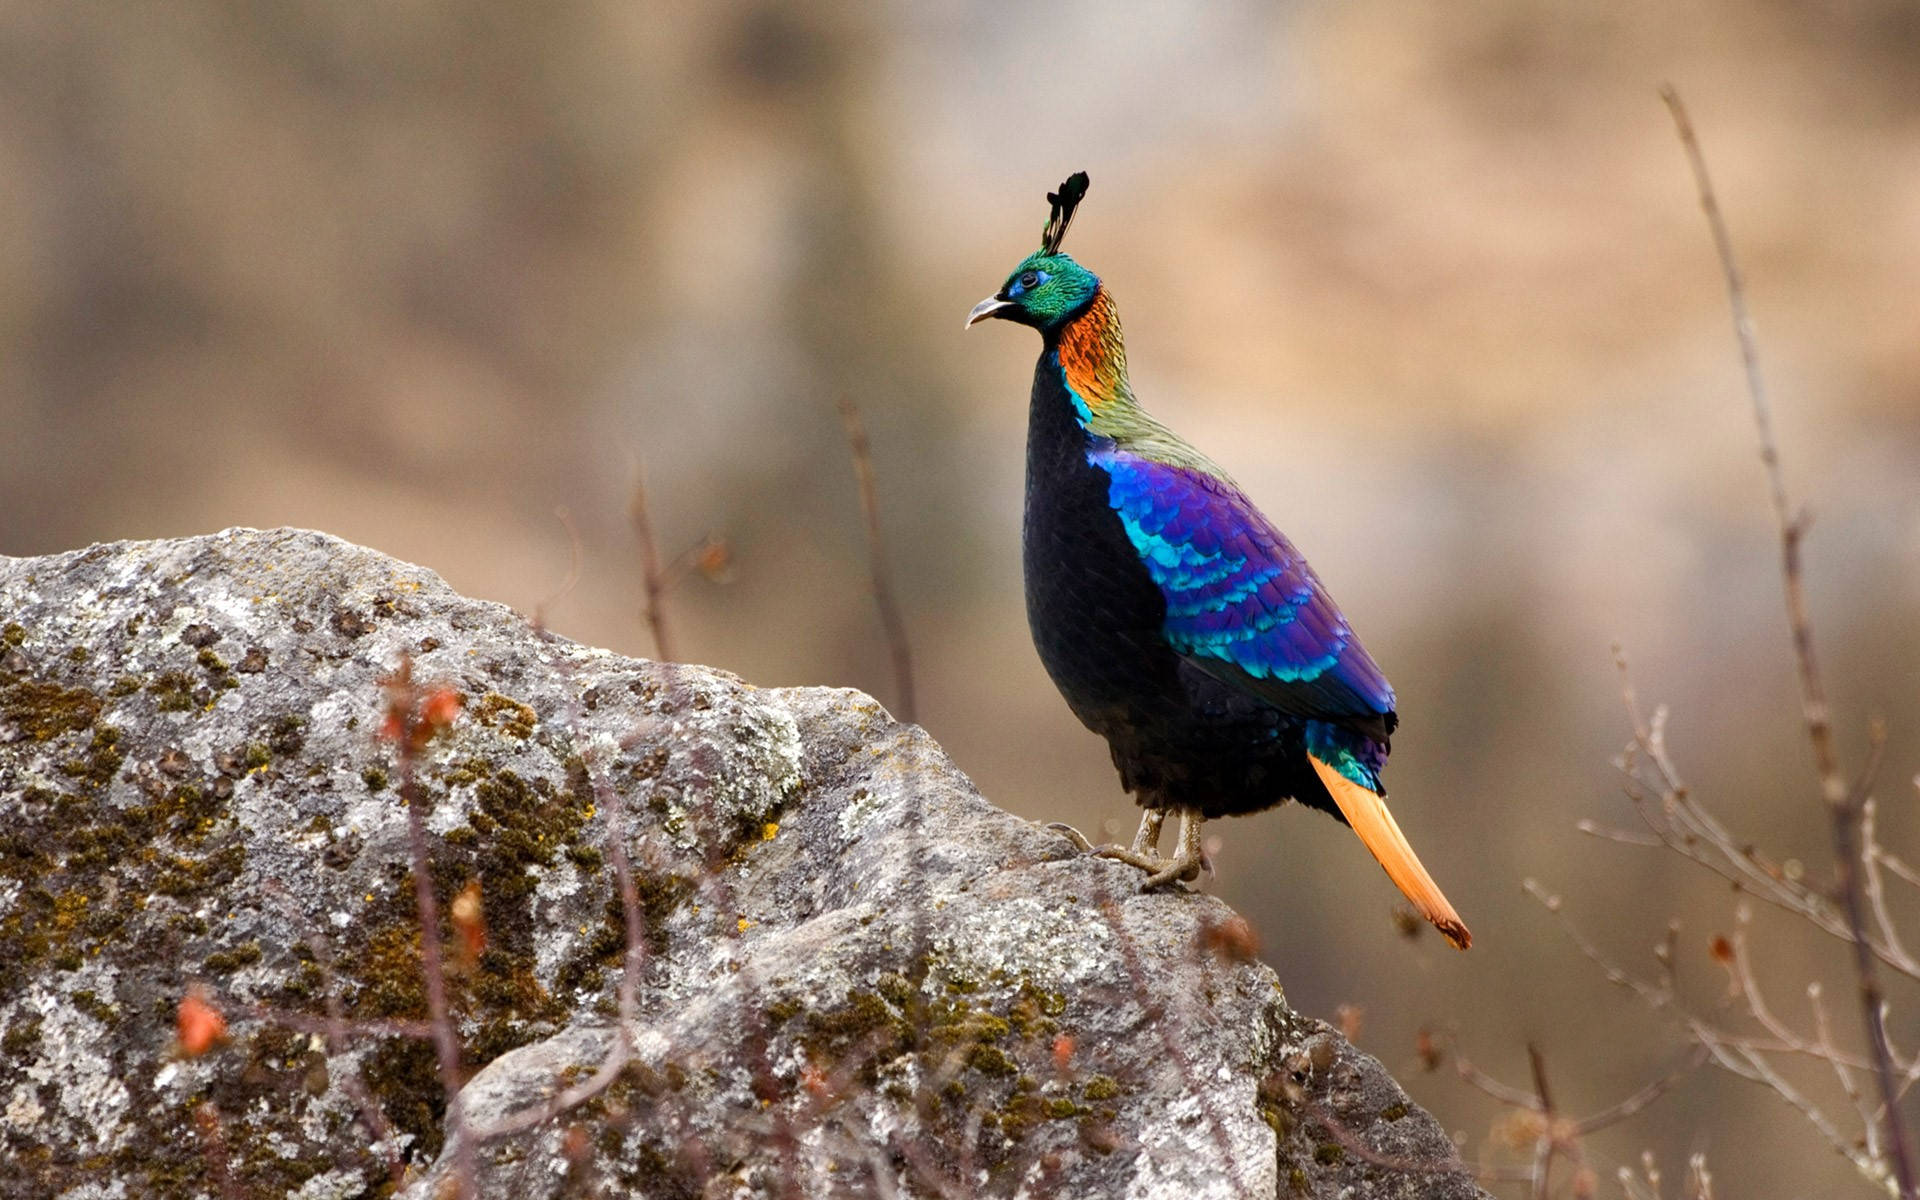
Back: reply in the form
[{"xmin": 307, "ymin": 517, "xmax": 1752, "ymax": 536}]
[{"xmin": 0, "ymin": 529, "xmax": 1486, "ymax": 1199}]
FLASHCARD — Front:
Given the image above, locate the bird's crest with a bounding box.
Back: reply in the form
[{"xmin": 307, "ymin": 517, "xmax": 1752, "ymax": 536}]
[{"xmin": 1039, "ymin": 171, "xmax": 1090, "ymax": 255}]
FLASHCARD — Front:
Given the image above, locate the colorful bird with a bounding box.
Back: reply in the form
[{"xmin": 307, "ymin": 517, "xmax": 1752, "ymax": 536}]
[{"xmin": 967, "ymin": 172, "xmax": 1470, "ymax": 949}]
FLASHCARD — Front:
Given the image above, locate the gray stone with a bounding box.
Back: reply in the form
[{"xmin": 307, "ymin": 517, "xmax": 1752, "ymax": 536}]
[{"xmin": 0, "ymin": 529, "xmax": 1486, "ymax": 1199}]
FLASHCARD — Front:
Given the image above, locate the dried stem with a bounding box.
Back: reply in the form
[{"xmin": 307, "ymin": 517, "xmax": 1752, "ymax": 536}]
[
  {"xmin": 1528, "ymin": 1043, "xmax": 1561, "ymax": 1200},
  {"xmin": 191, "ymin": 1101, "xmax": 245, "ymax": 1200},
  {"xmin": 1453, "ymin": 1032, "xmax": 1704, "ymax": 1197},
  {"xmin": 464, "ymin": 744, "xmax": 650, "ymax": 1143},
  {"xmin": 1662, "ymin": 83, "xmax": 1915, "ymax": 1199},
  {"xmin": 834, "ymin": 394, "xmax": 917, "ymax": 724},
  {"xmin": 629, "ymin": 459, "xmax": 675, "ymax": 662},
  {"xmin": 532, "ymin": 505, "xmax": 585, "ymax": 631},
  {"xmin": 396, "ymin": 717, "xmax": 474, "ymax": 1198}
]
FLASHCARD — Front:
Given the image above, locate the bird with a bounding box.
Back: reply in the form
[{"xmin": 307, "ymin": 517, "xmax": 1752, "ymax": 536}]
[{"xmin": 965, "ymin": 172, "xmax": 1470, "ymax": 949}]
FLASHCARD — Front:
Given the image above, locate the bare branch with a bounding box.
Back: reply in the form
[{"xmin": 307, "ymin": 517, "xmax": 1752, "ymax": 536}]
[
  {"xmin": 532, "ymin": 505, "xmax": 585, "ymax": 632},
  {"xmin": 834, "ymin": 394, "xmax": 917, "ymax": 724},
  {"xmin": 1662, "ymin": 82, "xmax": 1916, "ymax": 1198},
  {"xmin": 391, "ymin": 676, "xmax": 476, "ymax": 1199},
  {"xmin": 628, "ymin": 459, "xmax": 676, "ymax": 662}
]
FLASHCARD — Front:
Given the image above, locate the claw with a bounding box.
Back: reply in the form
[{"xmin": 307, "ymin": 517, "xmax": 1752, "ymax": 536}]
[
  {"xmin": 1046, "ymin": 821, "xmax": 1097, "ymax": 853},
  {"xmin": 1093, "ymin": 845, "xmax": 1172, "ymax": 873}
]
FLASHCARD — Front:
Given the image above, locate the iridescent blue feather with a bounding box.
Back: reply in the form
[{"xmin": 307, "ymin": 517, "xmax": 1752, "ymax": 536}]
[{"xmin": 1093, "ymin": 446, "xmax": 1394, "ymax": 787}]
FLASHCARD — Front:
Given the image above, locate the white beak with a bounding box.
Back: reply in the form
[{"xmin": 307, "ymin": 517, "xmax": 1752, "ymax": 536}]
[{"xmin": 965, "ymin": 297, "xmax": 1014, "ymax": 328}]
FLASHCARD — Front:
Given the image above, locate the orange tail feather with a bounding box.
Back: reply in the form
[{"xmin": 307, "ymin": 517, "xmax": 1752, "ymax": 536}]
[{"xmin": 1308, "ymin": 755, "xmax": 1472, "ymax": 950}]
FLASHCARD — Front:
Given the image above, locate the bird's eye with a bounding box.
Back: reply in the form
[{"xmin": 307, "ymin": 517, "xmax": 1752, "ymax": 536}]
[{"xmin": 1018, "ymin": 270, "xmax": 1041, "ymax": 290}]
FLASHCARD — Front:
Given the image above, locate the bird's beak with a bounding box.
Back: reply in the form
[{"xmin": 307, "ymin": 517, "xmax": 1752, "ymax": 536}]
[{"xmin": 965, "ymin": 296, "xmax": 1014, "ymax": 329}]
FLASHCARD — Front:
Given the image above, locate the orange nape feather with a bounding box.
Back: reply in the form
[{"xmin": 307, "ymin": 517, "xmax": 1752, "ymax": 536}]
[{"xmin": 1308, "ymin": 755, "xmax": 1472, "ymax": 950}]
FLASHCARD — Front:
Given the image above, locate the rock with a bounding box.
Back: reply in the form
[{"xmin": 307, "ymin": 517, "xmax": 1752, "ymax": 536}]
[{"xmin": 0, "ymin": 529, "xmax": 1486, "ymax": 1199}]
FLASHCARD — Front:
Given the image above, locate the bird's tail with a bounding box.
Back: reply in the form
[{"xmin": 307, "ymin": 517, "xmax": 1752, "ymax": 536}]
[{"xmin": 1309, "ymin": 755, "xmax": 1472, "ymax": 950}]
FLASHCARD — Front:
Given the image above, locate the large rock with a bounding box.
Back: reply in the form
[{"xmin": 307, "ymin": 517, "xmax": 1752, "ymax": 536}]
[{"xmin": 0, "ymin": 529, "xmax": 1486, "ymax": 1199}]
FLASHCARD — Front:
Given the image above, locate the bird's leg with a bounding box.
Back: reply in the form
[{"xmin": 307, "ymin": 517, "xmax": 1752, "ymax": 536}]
[
  {"xmin": 1139, "ymin": 811, "xmax": 1206, "ymax": 889},
  {"xmin": 1130, "ymin": 808, "xmax": 1166, "ymax": 856}
]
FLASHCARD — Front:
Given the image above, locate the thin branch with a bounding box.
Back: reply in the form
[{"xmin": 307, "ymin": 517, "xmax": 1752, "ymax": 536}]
[
  {"xmin": 1571, "ymin": 1045, "xmax": 1709, "ymax": 1136},
  {"xmin": 1526, "ymin": 880, "xmax": 1890, "ymax": 1186},
  {"xmin": 1455, "ymin": 1055, "xmax": 1544, "ymax": 1112},
  {"xmin": 1299, "ymin": 1099, "xmax": 1477, "ymax": 1180},
  {"xmin": 1663, "ymin": 82, "xmax": 1916, "ymax": 1199},
  {"xmin": 1811, "ymin": 980, "xmax": 1881, "ymax": 1163},
  {"xmin": 465, "ymin": 744, "xmax": 649, "ymax": 1143},
  {"xmin": 628, "ymin": 459, "xmax": 675, "ymax": 662},
  {"xmin": 834, "ymin": 394, "xmax": 917, "ymax": 724},
  {"xmin": 1528, "ymin": 1043, "xmax": 1558, "ymax": 1200},
  {"xmin": 1863, "ymin": 793, "xmax": 1915, "ymax": 988},
  {"xmin": 397, "ymin": 717, "xmax": 473, "ymax": 1198},
  {"xmin": 532, "ymin": 505, "xmax": 585, "ymax": 632},
  {"xmin": 191, "ymin": 1102, "xmax": 245, "ymax": 1200},
  {"xmin": 1575, "ymin": 819, "xmax": 1664, "ymax": 848}
]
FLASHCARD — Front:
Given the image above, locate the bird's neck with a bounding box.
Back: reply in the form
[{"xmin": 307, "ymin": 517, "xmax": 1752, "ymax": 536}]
[
  {"xmin": 1046, "ymin": 287, "xmax": 1141, "ymax": 433},
  {"xmin": 1040, "ymin": 286, "xmax": 1232, "ymax": 478}
]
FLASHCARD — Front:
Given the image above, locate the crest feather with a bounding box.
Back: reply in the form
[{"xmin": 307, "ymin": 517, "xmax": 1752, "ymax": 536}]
[{"xmin": 1040, "ymin": 171, "xmax": 1090, "ymax": 254}]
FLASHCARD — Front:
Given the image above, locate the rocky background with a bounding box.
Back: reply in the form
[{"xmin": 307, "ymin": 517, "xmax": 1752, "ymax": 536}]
[{"xmin": 1, "ymin": 529, "xmax": 1486, "ymax": 1198}]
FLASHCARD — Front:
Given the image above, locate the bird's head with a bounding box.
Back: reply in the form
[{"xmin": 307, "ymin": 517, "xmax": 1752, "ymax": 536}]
[{"xmin": 967, "ymin": 172, "xmax": 1099, "ymax": 334}]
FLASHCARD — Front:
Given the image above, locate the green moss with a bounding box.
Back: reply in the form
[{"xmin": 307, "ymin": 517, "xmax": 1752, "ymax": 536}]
[
  {"xmin": 967, "ymin": 1044, "xmax": 1017, "ymax": 1076},
  {"xmin": 360, "ymin": 766, "xmax": 389, "ymax": 792},
  {"xmin": 328, "ymin": 757, "xmax": 601, "ymax": 1159},
  {"xmin": 932, "ymin": 1009, "xmax": 1010, "ymax": 1044},
  {"xmin": 1289, "ymin": 1167, "xmax": 1310, "ymax": 1193},
  {"xmin": 204, "ymin": 942, "xmax": 263, "ymax": 973},
  {"xmin": 1380, "ymin": 1101, "xmax": 1408, "ymax": 1121},
  {"xmin": 151, "ymin": 783, "xmax": 222, "ymax": 845},
  {"xmin": 2, "ymin": 1015, "xmax": 41, "ymax": 1055},
  {"xmin": 59, "ymin": 725, "xmax": 123, "ymax": 786},
  {"xmin": 875, "ymin": 971, "xmax": 914, "ymax": 1007},
  {"xmin": 154, "ymin": 845, "xmax": 246, "ymax": 897},
  {"xmin": 1, "ymin": 623, "xmax": 23, "ymax": 645},
  {"xmin": 1004, "ymin": 982, "xmax": 1064, "ymax": 1037},
  {"xmin": 66, "ymin": 645, "xmax": 88, "ymax": 663},
  {"xmin": 475, "ymin": 692, "xmax": 537, "ymax": 739},
  {"xmin": 799, "ymin": 990, "xmax": 910, "ymax": 1076},
  {"xmin": 2, "ymin": 678, "xmax": 102, "ymax": 740},
  {"xmin": 265, "ymin": 714, "xmax": 307, "ymax": 755},
  {"xmin": 240, "ymin": 742, "xmax": 271, "ymax": 771},
  {"xmin": 1083, "ymin": 1074, "xmax": 1121, "ymax": 1102},
  {"xmin": 149, "ymin": 671, "xmax": 198, "ymax": 712},
  {"xmin": 1314, "ymin": 1143, "xmax": 1345, "ymax": 1167}
]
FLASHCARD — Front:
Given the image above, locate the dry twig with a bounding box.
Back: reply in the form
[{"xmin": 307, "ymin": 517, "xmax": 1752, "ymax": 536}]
[
  {"xmin": 628, "ymin": 460, "xmax": 676, "ymax": 661},
  {"xmin": 834, "ymin": 394, "xmax": 917, "ymax": 723},
  {"xmin": 1661, "ymin": 83, "xmax": 1915, "ymax": 1197}
]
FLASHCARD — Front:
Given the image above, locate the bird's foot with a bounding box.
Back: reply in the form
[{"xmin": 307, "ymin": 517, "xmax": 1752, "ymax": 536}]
[
  {"xmin": 1137, "ymin": 813, "xmax": 1209, "ymax": 890},
  {"xmin": 1045, "ymin": 821, "xmax": 1180, "ymax": 876}
]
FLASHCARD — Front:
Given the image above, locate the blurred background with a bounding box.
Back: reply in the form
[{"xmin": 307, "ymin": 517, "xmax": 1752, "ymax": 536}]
[{"xmin": 3, "ymin": 1, "xmax": 1918, "ymax": 1194}]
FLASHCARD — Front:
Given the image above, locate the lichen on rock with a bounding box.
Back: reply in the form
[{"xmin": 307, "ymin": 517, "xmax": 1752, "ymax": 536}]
[{"xmin": 0, "ymin": 529, "xmax": 1485, "ymax": 1199}]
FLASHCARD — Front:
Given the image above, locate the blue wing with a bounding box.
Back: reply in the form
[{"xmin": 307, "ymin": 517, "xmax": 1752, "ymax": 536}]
[{"xmin": 1095, "ymin": 447, "xmax": 1396, "ymax": 739}]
